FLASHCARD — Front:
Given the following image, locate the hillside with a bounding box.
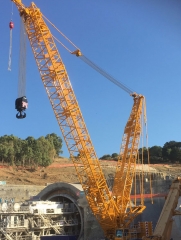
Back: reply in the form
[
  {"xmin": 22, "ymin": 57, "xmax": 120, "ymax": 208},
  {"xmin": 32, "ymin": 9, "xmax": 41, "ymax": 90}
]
[
  {"xmin": 0, "ymin": 157, "xmax": 116, "ymax": 185},
  {"xmin": 0, "ymin": 157, "xmax": 181, "ymax": 186}
]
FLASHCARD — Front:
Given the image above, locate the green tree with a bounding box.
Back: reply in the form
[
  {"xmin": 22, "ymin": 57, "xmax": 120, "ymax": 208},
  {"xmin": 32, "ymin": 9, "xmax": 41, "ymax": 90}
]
[
  {"xmin": 162, "ymin": 141, "xmax": 177, "ymax": 161},
  {"xmin": 45, "ymin": 133, "xmax": 63, "ymax": 157},
  {"xmin": 25, "ymin": 137, "xmax": 37, "ymax": 167},
  {"xmin": 149, "ymin": 146, "xmax": 162, "ymax": 157},
  {"xmin": 36, "ymin": 137, "xmax": 54, "ymax": 166},
  {"xmin": 7, "ymin": 146, "xmax": 14, "ymax": 166},
  {"xmin": 0, "ymin": 134, "xmax": 61, "ymax": 167},
  {"xmin": 149, "ymin": 146, "xmax": 163, "ymax": 163},
  {"xmin": 14, "ymin": 138, "xmax": 24, "ymax": 166},
  {"xmin": 0, "ymin": 136, "xmax": 18, "ymax": 165},
  {"xmin": 169, "ymin": 147, "xmax": 181, "ymax": 163},
  {"xmin": 111, "ymin": 153, "xmax": 119, "ymax": 160},
  {"xmin": 138, "ymin": 147, "xmax": 148, "ymax": 163},
  {"xmin": 99, "ymin": 154, "xmax": 111, "ymax": 160},
  {"xmin": 111, "ymin": 153, "xmax": 118, "ymax": 158},
  {"xmin": 25, "ymin": 146, "xmax": 34, "ymax": 167},
  {"xmin": 0, "ymin": 144, "xmax": 9, "ymax": 165}
]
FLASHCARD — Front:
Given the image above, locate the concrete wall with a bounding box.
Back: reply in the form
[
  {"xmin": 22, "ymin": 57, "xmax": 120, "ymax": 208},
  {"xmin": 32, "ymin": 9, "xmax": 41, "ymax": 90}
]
[
  {"xmin": 0, "ymin": 185, "xmax": 45, "ymax": 202},
  {"xmin": 0, "ymin": 176, "xmax": 179, "ymax": 240}
]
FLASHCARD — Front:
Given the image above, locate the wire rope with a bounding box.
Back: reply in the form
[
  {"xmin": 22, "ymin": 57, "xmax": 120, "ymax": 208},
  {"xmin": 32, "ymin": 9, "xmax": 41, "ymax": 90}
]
[
  {"xmin": 8, "ymin": 2, "xmax": 14, "ymax": 71},
  {"xmin": 18, "ymin": 17, "xmax": 27, "ymax": 97},
  {"xmin": 80, "ymin": 55, "xmax": 133, "ymax": 94},
  {"xmin": 43, "ymin": 15, "xmax": 134, "ymax": 95}
]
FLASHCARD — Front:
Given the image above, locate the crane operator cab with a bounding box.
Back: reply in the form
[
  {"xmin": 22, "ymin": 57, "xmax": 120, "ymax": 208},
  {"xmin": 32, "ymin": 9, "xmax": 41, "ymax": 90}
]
[
  {"xmin": 115, "ymin": 229, "xmax": 129, "ymax": 240},
  {"xmin": 15, "ymin": 96, "xmax": 28, "ymax": 119}
]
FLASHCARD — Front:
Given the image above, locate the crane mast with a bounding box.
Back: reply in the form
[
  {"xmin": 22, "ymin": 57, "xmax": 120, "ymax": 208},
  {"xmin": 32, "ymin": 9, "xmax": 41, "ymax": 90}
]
[
  {"xmin": 12, "ymin": 1, "xmax": 146, "ymax": 239},
  {"xmin": 112, "ymin": 93, "xmax": 146, "ymax": 227}
]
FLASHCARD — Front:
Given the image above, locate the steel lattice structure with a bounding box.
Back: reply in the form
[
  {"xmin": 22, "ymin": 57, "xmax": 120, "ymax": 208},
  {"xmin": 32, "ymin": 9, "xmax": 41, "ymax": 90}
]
[{"xmin": 12, "ymin": 1, "xmax": 146, "ymax": 239}]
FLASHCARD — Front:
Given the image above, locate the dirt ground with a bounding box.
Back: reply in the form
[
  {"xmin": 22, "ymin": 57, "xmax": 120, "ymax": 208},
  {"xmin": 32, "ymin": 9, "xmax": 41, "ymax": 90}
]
[
  {"xmin": 0, "ymin": 157, "xmax": 116, "ymax": 185},
  {"xmin": 0, "ymin": 157, "xmax": 180, "ymax": 186}
]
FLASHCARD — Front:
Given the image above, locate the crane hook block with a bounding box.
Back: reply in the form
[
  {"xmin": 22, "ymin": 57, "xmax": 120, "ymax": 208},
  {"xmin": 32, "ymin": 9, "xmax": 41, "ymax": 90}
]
[
  {"xmin": 15, "ymin": 96, "xmax": 28, "ymax": 119},
  {"xmin": 9, "ymin": 21, "xmax": 14, "ymax": 29}
]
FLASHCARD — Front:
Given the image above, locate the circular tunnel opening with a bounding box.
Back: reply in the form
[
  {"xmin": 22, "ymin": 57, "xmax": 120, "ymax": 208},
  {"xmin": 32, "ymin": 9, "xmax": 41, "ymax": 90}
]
[
  {"xmin": 37, "ymin": 183, "xmax": 85, "ymax": 239},
  {"xmin": 46, "ymin": 194, "xmax": 83, "ymax": 239}
]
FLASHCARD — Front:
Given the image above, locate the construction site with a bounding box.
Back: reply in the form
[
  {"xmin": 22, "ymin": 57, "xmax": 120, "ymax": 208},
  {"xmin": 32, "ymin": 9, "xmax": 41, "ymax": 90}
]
[
  {"xmin": 0, "ymin": 0, "xmax": 181, "ymax": 239},
  {"xmin": 0, "ymin": 158, "xmax": 180, "ymax": 239}
]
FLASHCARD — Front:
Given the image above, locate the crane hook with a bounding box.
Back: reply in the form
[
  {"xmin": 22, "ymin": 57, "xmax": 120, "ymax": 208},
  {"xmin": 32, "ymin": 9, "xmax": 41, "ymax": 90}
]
[{"xmin": 15, "ymin": 96, "xmax": 28, "ymax": 119}]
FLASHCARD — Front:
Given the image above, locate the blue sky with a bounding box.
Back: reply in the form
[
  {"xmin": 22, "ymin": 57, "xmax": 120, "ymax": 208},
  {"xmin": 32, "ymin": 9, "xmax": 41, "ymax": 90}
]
[{"xmin": 1, "ymin": 0, "xmax": 181, "ymax": 158}]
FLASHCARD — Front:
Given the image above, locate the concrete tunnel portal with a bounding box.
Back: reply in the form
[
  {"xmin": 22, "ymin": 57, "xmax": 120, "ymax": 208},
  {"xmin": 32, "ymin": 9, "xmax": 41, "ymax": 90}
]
[{"xmin": 36, "ymin": 182, "xmax": 85, "ymax": 239}]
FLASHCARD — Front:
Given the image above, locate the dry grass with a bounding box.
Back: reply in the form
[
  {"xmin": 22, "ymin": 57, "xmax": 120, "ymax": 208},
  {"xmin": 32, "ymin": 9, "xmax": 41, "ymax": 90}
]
[{"xmin": 0, "ymin": 158, "xmax": 180, "ymax": 186}]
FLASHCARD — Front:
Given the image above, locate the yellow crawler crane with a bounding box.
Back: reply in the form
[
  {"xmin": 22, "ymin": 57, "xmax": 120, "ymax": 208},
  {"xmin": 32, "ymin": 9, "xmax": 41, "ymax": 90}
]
[{"xmin": 12, "ymin": 1, "xmax": 147, "ymax": 239}]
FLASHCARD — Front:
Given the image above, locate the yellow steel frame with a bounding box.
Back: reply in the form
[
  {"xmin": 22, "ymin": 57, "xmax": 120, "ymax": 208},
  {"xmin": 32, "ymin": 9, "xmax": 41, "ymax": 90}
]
[
  {"xmin": 112, "ymin": 94, "xmax": 146, "ymax": 227},
  {"xmin": 12, "ymin": 1, "xmax": 146, "ymax": 238}
]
